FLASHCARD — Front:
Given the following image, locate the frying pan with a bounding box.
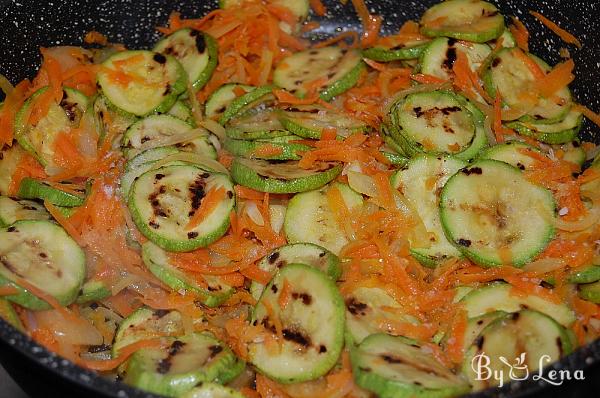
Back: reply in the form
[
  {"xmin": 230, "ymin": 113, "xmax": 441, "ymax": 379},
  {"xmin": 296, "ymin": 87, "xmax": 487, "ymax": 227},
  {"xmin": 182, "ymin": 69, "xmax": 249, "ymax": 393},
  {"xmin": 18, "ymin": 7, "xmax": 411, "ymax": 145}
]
[{"xmin": 0, "ymin": 0, "xmax": 599, "ymax": 397}]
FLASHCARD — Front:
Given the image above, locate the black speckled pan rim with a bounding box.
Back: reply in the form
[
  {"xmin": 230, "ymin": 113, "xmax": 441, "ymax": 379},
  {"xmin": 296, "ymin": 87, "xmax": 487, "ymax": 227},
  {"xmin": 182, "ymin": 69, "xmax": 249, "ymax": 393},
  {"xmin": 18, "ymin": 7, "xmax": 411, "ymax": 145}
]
[{"xmin": 0, "ymin": 0, "xmax": 599, "ymax": 397}]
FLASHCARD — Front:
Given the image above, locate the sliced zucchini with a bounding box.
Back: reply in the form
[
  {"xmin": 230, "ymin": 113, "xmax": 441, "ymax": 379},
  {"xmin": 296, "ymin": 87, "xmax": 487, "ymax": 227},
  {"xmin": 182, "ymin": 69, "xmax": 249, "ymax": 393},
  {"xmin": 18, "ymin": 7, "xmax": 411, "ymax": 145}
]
[
  {"xmin": 249, "ymin": 264, "xmax": 345, "ymax": 383},
  {"xmin": 122, "ymin": 115, "xmax": 215, "ymax": 160},
  {"xmin": 142, "ymin": 242, "xmax": 234, "ymax": 307},
  {"xmin": 180, "ymin": 383, "xmax": 245, "ymax": 398},
  {"xmin": 205, "ymin": 83, "xmax": 254, "ymax": 119},
  {"xmin": 230, "ymin": 158, "xmax": 342, "ymax": 194},
  {"xmin": 97, "ymin": 50, "xmax": 187, "ymax": 116},
  {"xmin": 439, "ymin": 160, "xmax": 556, "ymax": 267},
  {"xmin": 17, "ymin": 177, "xmax": 86, "ymax": 207},
  {"xmin": 167, "ymin": 100, "xmax": 193, "ymax": 123},
  {"xmin": 154, "ymin": 29, "xmax": 218, "ymax": 90},
  {"xmin": 463, "ymin": 310, "xmax": 572, "ymax": 390},
  {"xmin": 391, "ymin": 154, "xmax": 466, "ymax": 266},
  {"xmin": 218, "ymin": 85, "xmax": 274, "ymax": 125},
  {"xmin": 496, "ymin": 29, "xmax": 516, "ymax": 48},
  {"xmin": 225, "ymin": 109, "xmax": 289, "ymax": 141},
  {"xmin": 0, "ymin": 220, "xmax": 85, "ymax": 310},
  {"xmin": 381, "ymin": 150, "xmax": 409, "ymax": 167},
  {"xmin": 129, "ymin": 165, "xmax": 235, "ymax": 252},
  {"xmin": 352, "ymin": 333, "xmax": 470, "ymax": 398},
  {"xmin": 345, "ymin": 287, "xmax": 418, "ymax": 345},
  {"xmin": 460, "ymin": 282, "xmax": 575, "ymax": 327},
  {"xmin": 506, "ymin": 109, "xmax": 582, "ymax": 145},
  {"xmin": 124, "ymin": 332, "xmax": 241, "ymax": 397},
  {"xmin": 388, "ymin": 90, "xmax": 488, "ymax": 160},
  {"xmin": 458, "ymin": 311, "xmax": 507, "ymax": 350},
  {"xmin": 249, "ymin": 243, "xmax": 341, "ymax": 300},
  {"xmin": 419, "ymin": 37, "xmax": 491, "ymax": 80},
  {"xmin": 483, "ymin": 48, "xmax": 572, "ymax": 123},
  {"xmin": 92, "ymin": 95, "xmax": 137, "ymax": 147},
  {"xmin": 478, "ymin": 141, "xmax": 540, "ymax": 171},
  {"xmin": 569, "ymin": 265, "xmax": 600, "ymax": 284},
  {"xmin": 277, "ymin": 105, "xmax": 368, "ymax": 139},
  {"xmin": 362, "ymin": 43, "xmax": 428, "ymax": 62},
  {"xmin": 0, "ymin": 196, "xmax": 51, "ymax": 227},
  {"xmin": 224, "ymin": 135, "xmax": 311, "ymax": 161},
  {"xmin": 113, "ymin": 307, "xmax": 186, "ymax": 356},
  {"xmin": 579, "ymin": 280, "xmax": 600, "ymax": 304},
  {"xmin": 284, "ymin": 183, "xmax": 363, "ymax": 255},
  {"xmin": 0, "ymin": 144, "xmax": 25, "ymax": 196},
  {"xmin": 0, "ymin": 298, "xmax": 24, "ymax": 331},
  {"xmin": 120, "ymin": 147, "xmax": 182, "ymax": 200},
  {"xmin": 273, "ymin": 46, "xmax": 365, "ymax": 101},
  {"xmin": 420, "ymin": 0, "xmax": 505, "ymax": 43},
  {"xmin": 75, "ymin": 279, "xmax": 111, "ymax": 304},
  {"xmin": 560, "ymin": 141, "xmax": 586, "ymax": 167},
  {"xmin": 15, "ymin": 87, "xmax": 88, "ymax": 170}
]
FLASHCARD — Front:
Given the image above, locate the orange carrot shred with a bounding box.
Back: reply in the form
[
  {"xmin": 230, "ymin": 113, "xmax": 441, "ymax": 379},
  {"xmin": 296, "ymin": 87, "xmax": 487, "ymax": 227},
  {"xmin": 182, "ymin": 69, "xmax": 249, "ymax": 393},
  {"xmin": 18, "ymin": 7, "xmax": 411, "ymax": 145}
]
[
  {"xmin": 530, "ymin": 11, "xmax": 582, "ymax": 48},
  {"xmin": 309, "ymin": 0, "xmax": 327, "ymax": 16},
  {"xmin": 509, "ymin": 16, "xmax": 530, "ymax": 52},
  {"xmin": 79, "ymin": 339, "xmax": 163, "ymax": 371},
  {"xmin": 278, "ymin": 278, "xmax": 291, "ymax": 309},
  {"xmin": 186, "ymin": 186, "xmax": 228, "ymax": 231}
]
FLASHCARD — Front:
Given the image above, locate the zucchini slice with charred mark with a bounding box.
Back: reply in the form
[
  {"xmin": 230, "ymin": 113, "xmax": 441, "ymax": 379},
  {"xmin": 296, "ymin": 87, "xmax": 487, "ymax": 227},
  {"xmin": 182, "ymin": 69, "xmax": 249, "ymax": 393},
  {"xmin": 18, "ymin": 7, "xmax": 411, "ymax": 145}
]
[
  {"xmin": 97, "ymin": 50, "xmax": 187, "ymax": 116},
  {"xmin": 0, "ymin": 220, "xmax": 85, "ymax": 310},
  {"xmin": 218, "ymin": 85, "xmax": 274, "ymax": 125},
  {"xmin": 223, "ymin": 135, "xmax": 312, "ymax": 161},
  {"xmin": 225, "ymin": 109, "xmax": 290, "ymax": 141},
  {"xmin": 124, "ymin": 332, "xmax": 242, "ymax": 397},
  {"xmin": 420, "ymin": 0, "xmax": 505, "ymax": 43},
  {"xmin": 273, "ymin": 46, "xmax": 365, "ymax": 101},
  {"xmin": 440, "ymin": 160, "xmax": 556, "ymax": 268},
  {"xmin": 477, "ymin": 140, "xmax": 540, "ymax": 171},
  {"xmin": 250, "ymin": 242, "xmax": 341, "ymax": 300},
  {"xmin": 204, "ymin": 83, "xmax": 255, "ymax": 119},
  {"xmin": 154, "ymin": 29, "xmax": 218, "ymax": 90},
  {"xmin": 362, "ymin": 42, "xmax": 428, "ymax": 62},
  {"xmin": 0, "ymin": 196, "xmax": 51, "ymax": 227},
  {"xmin": 0, "ymin": 144, "xmax": 25, "ymax": 196},
  {"xmin": 277, "ymin": 104, "xmax": 368, "ymax": 139},
  {"xmin": 418, "ymin": 37, "xmax": 491, "ymax": 80},
  {"xmin": 249, "ymin": 263, "xmax": 345, "ymax": 383},
  {"xmin": 230, "ymin": 158, "xmax": 342, "ymax": 194},
  {"xmin": 129, "ymin": 164, "xmax": 234, "ymax": 252},
  {"xmin": 17, "ymin": 177, "xmax": 86, "ymax": 207},
  {"xmin": 352, "ymin": 333, "xmax": 470, "ymax": 398},
  {"xmin": 506, "ymin": 109, "xmax": 582, "ymax": 145}
]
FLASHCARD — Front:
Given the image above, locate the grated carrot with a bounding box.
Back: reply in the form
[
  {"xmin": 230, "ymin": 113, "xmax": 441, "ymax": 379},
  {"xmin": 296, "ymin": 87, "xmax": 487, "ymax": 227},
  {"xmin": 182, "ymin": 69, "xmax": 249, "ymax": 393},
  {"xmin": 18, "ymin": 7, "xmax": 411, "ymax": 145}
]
[
  {"xmin": 572, "ymin": 104, "xmax": 600, "ymax": 128},
  {"xmin": 411, "ymin": 73, "xmax": 448, "ymax": 85},
  {"xmin": 79, "ymin": 339, "xmax": 163, "ymax": 371},
  {"xmin": 186, "ymin": 186, "xmax": 228, "ymax": 231},
  {"xmin": 0, "ymin": 286, "xmax": 19, "ymax": 296},
  {"xmin": 278, "ymin": 278, "xmax": 291, "ymax": 309},
  {"xmin": 251, "ymin": 144, "xmax": 284, "ymax": 158},
  {"xmin": 530, "ymin": 11, "xmax": 582, "ymax": 48},
  {"xmin": 0, "ymin": 79, "xmax": 31, "ymax": 147},
  {"xmin": 309, "ymin": 0, "xmax": 327, "ymax": 16},
  {"xmin": 535, "ymin": 59, "xmax": 575, "ymax": 98},
  {"xmin": 509, "ymin": 16, "xmax": 529, "ymax": 52}
]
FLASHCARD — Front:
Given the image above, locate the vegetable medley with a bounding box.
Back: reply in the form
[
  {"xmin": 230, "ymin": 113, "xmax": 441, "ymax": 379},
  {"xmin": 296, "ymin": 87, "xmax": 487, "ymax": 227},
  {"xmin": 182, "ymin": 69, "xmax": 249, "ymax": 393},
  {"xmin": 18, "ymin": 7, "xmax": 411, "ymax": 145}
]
[{"xmin": 1, "ymin": 0, "xmax": 600, "ymax": 397}]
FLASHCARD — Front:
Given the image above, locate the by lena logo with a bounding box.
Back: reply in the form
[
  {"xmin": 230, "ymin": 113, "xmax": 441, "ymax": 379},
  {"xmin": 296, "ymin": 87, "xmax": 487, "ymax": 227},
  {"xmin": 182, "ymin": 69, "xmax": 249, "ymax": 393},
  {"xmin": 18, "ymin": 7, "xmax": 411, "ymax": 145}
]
[{"xmin": 471, "ymin": 352, "xmax": 585, "ymax": 387}]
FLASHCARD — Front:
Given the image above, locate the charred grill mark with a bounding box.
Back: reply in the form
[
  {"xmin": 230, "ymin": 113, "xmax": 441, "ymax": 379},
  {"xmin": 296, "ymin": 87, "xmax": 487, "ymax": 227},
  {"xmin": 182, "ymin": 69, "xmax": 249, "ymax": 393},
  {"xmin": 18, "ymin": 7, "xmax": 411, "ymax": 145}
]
[
  {"xmin": 188, "ymin": 177, "xmax": 207, "ymax": 213},
  {"xmin": 443, "ymin": 47, "xmax": 457, "ymax": 70},
  {"xmin": 7, "ymin": 226, "xmax": 17, "ymax": 233},
  {"xmin": 195, "ymin": 34, "xmax": 206, "ymax": 53},
  {"xmin": 155, "ymin": 173, "xmax": 165, "ymax": 180},
  {"xmin": 346, "ymin": 297, "xmax": 368, "ymax": 316},
  {"xmin": 227, "ymin": 190, "xmax": 233, "ymax": 199},
  {"xmin": 157, "ymin": 340, "xmax": 186, "ymax": 374},
  {"xmin": 556, "ymin": 336, "xmax": 563, "ymax": 355},
  {"xmin": 187, "ymin": 232, "xmax": 198, "ymax": 239},
  {"xmin": 149, "ymin": 220, "xmax": 160, "ymax": 229},
  {"xmin": 319, "ymin": 345, "xmax": 327, "ymax": 353},
  {"xmin": 271, "ymin": 284, "xmax": 278, "ymax": 293},
  {"xmin": 141, "ymin": 136, "xmax": 151, "ymax": 144},
  {"xmin": 39, "ymin": 252, "xmax": 48, "ymax": 259},
  {"xmin": 381, "ymin": 354, "xmax": 403, "ymax": 364},
  {"xmin": 153, "ymin": 53, "xmax": 167, "ymax": 64},
  {"xmin": 208, "ymin": 344, "xmax": 223, "ymax": 359},
  {"xmin": 291, "ymin": 292, "xmax": 312, "ymax": 305},
  {"xmin": 457, "ymin": 238, "xmax": 472, "ymax": 247},
  {"xmin": 87, "ymin": 344, "xmax": 111, "ymax": 353},
  {"xmin": 461, "ymin": 166, "xmax": 483, "ymax": 175},
  {"xmin": 154, "ymin": 309, "xmax": 170, "ymax": 318},
  {"xmin": 492, "ymin": 57, "xmax": 502, "ymax": 68},
  {"xmin": 517, "ymin": 163, "xmax": 525, "ymax": 171},
  {"xmin": 475, "ymin": 335, "xmax": 485, "ymax": 350},
  {"xmin": 282, "ymin": 328, "xmax": 311, "ymax": 347},
  {"xmin": 0, "ymin": 257, "xmax": 24, "ymax": 277}
]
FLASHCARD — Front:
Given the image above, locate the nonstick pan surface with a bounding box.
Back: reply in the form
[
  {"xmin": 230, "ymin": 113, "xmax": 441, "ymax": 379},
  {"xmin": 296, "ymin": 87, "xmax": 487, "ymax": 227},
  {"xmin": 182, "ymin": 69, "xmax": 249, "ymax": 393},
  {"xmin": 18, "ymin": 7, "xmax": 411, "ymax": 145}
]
[{"xmin": 0, "ymin": 1, "xmax": 599, "ymax": 397}]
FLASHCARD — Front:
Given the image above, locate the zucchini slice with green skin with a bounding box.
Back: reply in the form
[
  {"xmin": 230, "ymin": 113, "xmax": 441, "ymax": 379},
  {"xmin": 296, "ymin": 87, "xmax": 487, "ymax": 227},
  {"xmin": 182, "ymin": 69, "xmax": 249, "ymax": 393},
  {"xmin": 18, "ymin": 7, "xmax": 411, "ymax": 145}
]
[
  {"xmin": 0, "ymin": 144, "xmax": 25, "ymax": 196},
  {"xmin": 249, "ymin": 264, "xmax": 345, "ymax": 383},
  {"xmin": 230, "ymin": 158, "xmax": 342, "ymax": 194},
  {"xmin": 17, "ymin": 177, "xmax": 86, "ymax": 207},
  {"xmin": 97, "ymin": 50, "xmax": 187, "ymax": 116},
  {"xmin": 180, "ymin": 383, "xmax": 245, "ymax": 398},
  {"xmin": 460, "ymin": 282, "xmax": 575, "ymax": 327},
  {"xmin": 223, "ymin": 135, "xmax": 311, "ymax": 161},
  {"xmin": 142, "ymin": 242, "xmax": 234, "ymax": 307},
  {"xmin": 362, "ymin": 42, "xmax": 428, "ymax": 62},
  {"xmin": 0, "ymin": 220, "xmax": 85, "ymax": 310},
  {"xmin": 218, "ymin": 85, "xmax": 274, "ymax": 125},
  {"xmin": 75, "ymin": 280, "xmax": 111, "ymax": 304},
  {"xmin": 154, "ymin": 29, "xmax": 218, "ymax": 91},
  {"xmin": 381, "ymin": 150, "xmax": 409, "ymax": 166},
  {"xmin": 167, "ymin": 100, "xmax": 194, "ymax": 123},
  {"xmin": 92, "ymin": 95, "xmax": 138, "ymax": 147},
  {"xmin": 439, "ymin": 160, "xmax": 556, "ymax": 268},
  {"xmin": 129, "ymin": 165, "xmax": 235, "ymax": 252},
  {"xmin": 15, "ymin": 86, "xmax": 88, "ymax": 170},
  {"xmin": 277, "ymin": 105, "xmax": 368, "ymax": 139},
  {"xmin": 225, "ymin": 110, "xmax": 289, "ymax": 141},
  {"xmin": 391, "ymin": 154, "xmax": 466, "ymax": 267},
  {"xmin": 125, "ymin": 146, "xmax": 181, "ymax": 172},
  {"xmin": 483, "ymin": 48, "xmax": 572, "ymax": 124},
  {"xmin": 418, "ymin": 37, "xmax": 491, "ymax": 80},
  {"xmin": 0, "ymin": 298, "xmax": 24, "ymax": 331},
  {"xmin": 124, "ymin": 332, "xmax": 241, "ymax": 397},
  {"xmin": 569, "ymin": 265, "xmax": 600, "ymax": 284},
  {"xmin": 249, "ymin": 242, "xmax": 341, "ymax": 300},
  {"xmin": 458, "ymin": 311, "xmax": 507, "ymax": 350},
  {"xmin": 579, "ymin": 280, "xmax": 600, "ymax": 304},
  {"xmin": 123, "ymin": 114, "xmax": 216, "ymax": 160},
  {"xmin": 506, "ymin": 109, "xmax": 583, "ymax": 145},
  {"xmin": 273, "ymin": 46, "xmax": 365, "ymax": 101},
  {"xmin": 463, "ymin": 310, "xmax": 572, "ymax": 390},
  {"xmin": 0, "ymin": 196, "xmax": 51, "ymax": 227},
  {"xmin": 560, "ymin": 141, "xmax": 586, "ymax": 167},
  {"xmin": 205, "ymin": 83, "xmax": 254, "ymax": 119},
  {"xmin": 420, "ymin": 0, "xmax": 505, "ymax": 43},
  {"xmin": 113, "ymin": 307, "xmax": 186, "ymax": 356},
  {"xmin": 352, "ymin": 333, "xmax": 470, "ymax": 398},
  {"xmin": 477, "ymin": 141, "xmax": 540, "ymax": 171},
  {"xmin": 284, "ymin": 183, "xmax": 363, "ymax": 255},
  {"xmin": 345, "ymin": 287, "xmax": 419, "ymax": 345},
  {"xmin": 388, "ymin": 90, "xmax": 488, "ymax": 160}
]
